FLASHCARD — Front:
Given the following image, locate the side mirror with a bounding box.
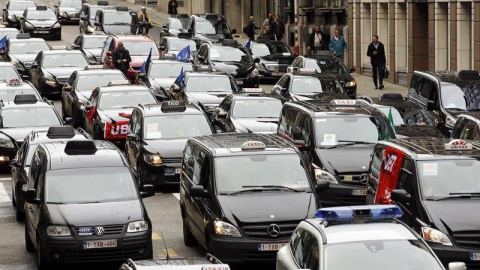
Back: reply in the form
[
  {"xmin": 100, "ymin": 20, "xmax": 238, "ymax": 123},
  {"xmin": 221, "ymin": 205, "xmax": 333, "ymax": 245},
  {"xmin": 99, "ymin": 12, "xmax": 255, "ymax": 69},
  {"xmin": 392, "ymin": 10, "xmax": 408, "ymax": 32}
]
[
  {"xmin": 390, "ymin": 189, "xmax": 411, "ymax": 204},
  {"xmin": 294, "ymin": 139, "xmax": 306, "ymax": 149},
  {"xmin": 190, "ymin": 185, "xmax": 208, "ymax": 198},
  {"xmin": 427, "ymin": 100, "xmax": 436, "ymax": 111},
  {"xmin": 85, "ymin": 104, "xmax": 93, "ymax": 111},
  {"xmin": 54, "ymin": 5, "xmax": 58, "ymax": 8},
  {"xmin": 25, "ymin": 189, "xmax": 40, "ymax": 204},
  {"xmin": 231, "ymin": 29, "xmax": 237, "ymax": 34},
  {"xmin": 2, "ymin": 8, "xmax": 6, "ymax": 11},
  {"xmin": 171, "ymin": 84, "xmax": 181, "ymax": 92},
  {"xmin": 448, "ymin": 262, "xmax": 466, "ymax": 270},
  {"xmin": 31, "ymin": 63, "xmax": 39, "ymax": 69},
  {"xmin": 315, "ymin": 180, "xmax": 329, "ymax": 192},
  {"xmin": 280, "ymin": 87, "xmax": 287, "ymax": 93},
  {"xmin": 140, "ymin": 184, "xmax": 155, "ymax": 198},
  {"xmin": 0, "ymin": 51, "xmax": 6, "ymax": 55},
  {"xmin": 126, "ymin": 133, "xmax": 138, "ymax": 140},
  {"xmin": 94, "ymin": 21, "xmax": 101, "ymax": 26},
  {"xmin": 349, "ymin": 68, "xmax": 355, "ymax": 73},
  {"xmin": 63, "ymin": 117, "xmax": 74, "ymax": 125},
  {"xmin": 71, "ymin": 44, "xmax": 80, "ymax": 50},
  {"xmin": 9, "ymin": 159, "xmax": 20, "ymax": 167}
]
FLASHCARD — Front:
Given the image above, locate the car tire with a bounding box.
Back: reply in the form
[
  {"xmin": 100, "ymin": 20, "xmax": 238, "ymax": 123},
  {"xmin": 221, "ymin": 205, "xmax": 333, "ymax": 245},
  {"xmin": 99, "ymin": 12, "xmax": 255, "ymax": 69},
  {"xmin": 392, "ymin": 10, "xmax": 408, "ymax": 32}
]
[
  {"xmin": 183, "ymin": 216, "xmax": 198, "ymax": 247},
  {"xmin": 37, "ymin": 239, "xmax": 49, "ymax": 270},
  {"xmin": 25, "ymin": 222, "xmax": 35, "ymax": 252}
]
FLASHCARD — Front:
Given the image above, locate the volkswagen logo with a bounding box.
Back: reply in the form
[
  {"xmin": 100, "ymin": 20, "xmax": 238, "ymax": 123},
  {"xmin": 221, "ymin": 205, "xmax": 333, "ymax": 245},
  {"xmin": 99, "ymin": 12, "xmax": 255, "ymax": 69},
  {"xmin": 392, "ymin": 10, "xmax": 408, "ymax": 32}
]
[
  {"xmin": 267, "ymin": 224, "xmax": 280, "ymax": 238},
  {"xmin": 359, "ymin": 174, "xmax": 369, "ymax": 185},
  {"xmin": 95, "ymin": 227, "xmax": 105, "ymax": 236}
]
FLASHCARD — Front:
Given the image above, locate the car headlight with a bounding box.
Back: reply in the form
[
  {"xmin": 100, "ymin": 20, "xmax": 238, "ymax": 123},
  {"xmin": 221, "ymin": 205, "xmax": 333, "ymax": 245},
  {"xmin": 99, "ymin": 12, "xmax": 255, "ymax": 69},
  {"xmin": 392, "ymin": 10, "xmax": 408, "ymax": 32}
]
[
  {"xmin": 250, "ymin": 68, "xmax": 259, "ymax": 78},
  {"xmin": 127, "ymin": 221, "xmax": 148, "ymax": 233},
  {"xmin": 144, "ymin": 153, "xmax": 162, "ymax": 165},
  {"xmin": 345, "ymin": 80, "xmax": 356, "ymax": 87},
  {"xmin": 25, "ymin": 22, "xmax": 34, "ymax": 29},
  {"xmin": 52, "ymin": 22, "xmax": 61, "ymax": 29},
  {"xmin": 47, "ymin": 226, "xmax": 71, "ymax": 236},
  {"xmin": 421, "ymin": 227, "xmax": 452, "ymax": 246},
  {"xmin": 0, "ymin": 138, "xmax": 15, "ymax": 148},
  {"xmin": 314, "ymin": 168, "xmax": 338, "ymax": 184},
  {"xmin": 214, "ymin": 220, "xmax": 242, "ymax": 237}
]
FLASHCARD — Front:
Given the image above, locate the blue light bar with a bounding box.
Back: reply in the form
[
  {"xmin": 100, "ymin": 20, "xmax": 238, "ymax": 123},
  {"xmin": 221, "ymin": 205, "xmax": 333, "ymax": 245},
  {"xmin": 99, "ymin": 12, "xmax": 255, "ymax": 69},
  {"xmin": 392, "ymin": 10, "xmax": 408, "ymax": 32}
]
[{"xmin": 315, "ymin": 205, "xmax": 403, "ymax": 222}]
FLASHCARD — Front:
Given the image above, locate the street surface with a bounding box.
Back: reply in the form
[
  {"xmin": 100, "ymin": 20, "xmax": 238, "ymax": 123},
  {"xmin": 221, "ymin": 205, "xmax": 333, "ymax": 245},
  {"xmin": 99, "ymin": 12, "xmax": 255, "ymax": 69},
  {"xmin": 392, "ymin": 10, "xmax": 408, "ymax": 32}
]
[{"xmin": 0, "ymin": 0, "xmax": 409, "ymax": 268}]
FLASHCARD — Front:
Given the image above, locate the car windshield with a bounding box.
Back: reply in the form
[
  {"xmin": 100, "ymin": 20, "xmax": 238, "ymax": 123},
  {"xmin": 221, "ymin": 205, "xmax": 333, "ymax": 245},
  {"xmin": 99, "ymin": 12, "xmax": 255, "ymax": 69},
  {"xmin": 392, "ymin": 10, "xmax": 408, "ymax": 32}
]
[
  {"xmin": 9, "ymin": 1, "xmax": 35, "ymax": 11},
  {"xmin": 83, "ymin": 36, "xmax": 107, "ymax": 49},
  {"xmin": 149, "ymin": 62, "xmax": 192, "ymax": 78},
  {"xmin": 420, "ymin": 160, "xmax": 480, "ymax": 199},
  {"xmin": 185, "ymin": 76, "xmax": 234, "ymax": 92},
  {"xmin": 373, "ymin": 105, "xmax": 433, "ymax": 127},
  {"xmin": 1, "ymin": 107, "xmax": 60, "ymax": 128},
  {"xmin": 104, "ymin": 11, "xmax": 133, "ymax": 25},
  {"xmin": 315, "ymin": 116, "xmax": 391, "ymax": 147},
  {"xmin": 0, "ymin": 66, "xmax": 20, "ymax": 81},
  {"xmin": 291, "ymin": 77, "xmax": 344, "ymax": 94},
  {"xmin": 46, "ymin": 167, "xmax": 138, "ymax": 204},
  {"xmin": 59, "ymin": 0, "xmax": 81, "ymax": 8},
  {"xmin": 0, "ymin": 89, "xmax": 40, "ymax": 102},
  {"xmin": 76, "ymin": 74, "xmax": 126, "ymax": 91},
  {"xmin": 252, "ymin": 43, "xmax": 292, "ymax": 57},
  {"xmin": 99, "ymin": 90, "xmax": 155, "ymax": 109},
  {"xmin": 441, "ymin": 84, "xmax": 468, "ymax": 111},
  {"xmin": 42, "ymin": 54, "xmax": 88, "ymax": 68},
  {"xmin": 144, "ymin": 114, "xmax": 212, "ymax": 139},
  {"xmin": 195, "ymin": 21, "xmax": 216, "ymax": 34},
  {"xmin": 168, "ymin": 39, "xmax": 197, "ymax": 51},
  {"xmin": 10, "ymin": 41, "xmax": 49, "ymax": 54},
  {"xmin": 26, "ymin": 10, "xmax": 56, "ymax": 20},
  {"xmin": 123, "ymin": 41, "xmax": 160, "ymax": 56},
  {"xmin": 209, "ymin": 47, "xmax": 248, "ymax": 62},
  {"xmin": 0, "ymin": 30, "xmax": 19, "ymax": 40},
  {"xmin": 324, "ymin": 239, "xmax": 443, "ymax": 270},
  {"xmin": 315, "ymin": 58, "xmax": 348, "ymax": 74},
  {"xmin": 232, "ymin": 99, "xmax": 282, "ymax": 118},
  {"xmin": 169, "ymin": 18, "xmax": 186, "ymax": 29},
  {"xmin": 215, "ymin": 154, "xmax": 311, "ymax": 194}
]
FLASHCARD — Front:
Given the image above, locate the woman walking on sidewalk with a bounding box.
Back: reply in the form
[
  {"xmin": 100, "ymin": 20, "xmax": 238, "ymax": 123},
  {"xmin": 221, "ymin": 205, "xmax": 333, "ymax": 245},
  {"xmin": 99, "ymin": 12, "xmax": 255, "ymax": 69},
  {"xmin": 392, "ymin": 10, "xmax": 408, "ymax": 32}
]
[{"xmin": 168, "ymin": 0, "xmax": 177, "ymax": 18}]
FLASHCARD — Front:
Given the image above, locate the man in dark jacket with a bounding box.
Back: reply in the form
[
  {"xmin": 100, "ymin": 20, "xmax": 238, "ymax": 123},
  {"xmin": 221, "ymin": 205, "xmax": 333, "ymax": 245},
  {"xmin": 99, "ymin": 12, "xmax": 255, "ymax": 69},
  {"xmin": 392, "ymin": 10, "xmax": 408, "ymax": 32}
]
[
  {"xmin": 112, "ymin": 42, "xmax": 131, "ymax": 75},
  {"xmin": 272, "ymin": 15, "xmax": 285, "ymax": 40},
  {"xmin": 243, "ymin": 16, "xmax": 259, "ymax": 41},
  {"xmin": 307, "ymin": 25, "xmax": 327, "ymax": 54},
  {"xmin": 367, "ymin": 35, "xmax": 386, "ymax": 89},
  {"xmin": 259, "ymin": 25, "xmax": 276, "ymax": 41},
  {"xmin": 168, "ymin": 0, "xmax": 177, "ymax": 18}
]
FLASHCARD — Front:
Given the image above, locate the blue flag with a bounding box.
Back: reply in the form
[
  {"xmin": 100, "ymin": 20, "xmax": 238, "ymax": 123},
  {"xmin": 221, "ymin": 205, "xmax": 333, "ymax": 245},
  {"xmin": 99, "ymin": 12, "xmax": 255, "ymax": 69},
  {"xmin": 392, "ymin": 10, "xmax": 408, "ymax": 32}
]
[
  {"xmin": 174, "ymin": 67, "xmax": 185, "ymax": 88},
  {"xmin": 245, "ymin": 39, "xmax": 252, "ymax": 49},
  {"xmin": 176, "ymin": 45, "xmax": 190, "ymax": 63},
  {"xmin": 0, "ymin": 36, "xmax": 7, "ymax": 52},
  {"xmin": 139, "ymin": 48, "xmax": 152, "ymax": 74}
]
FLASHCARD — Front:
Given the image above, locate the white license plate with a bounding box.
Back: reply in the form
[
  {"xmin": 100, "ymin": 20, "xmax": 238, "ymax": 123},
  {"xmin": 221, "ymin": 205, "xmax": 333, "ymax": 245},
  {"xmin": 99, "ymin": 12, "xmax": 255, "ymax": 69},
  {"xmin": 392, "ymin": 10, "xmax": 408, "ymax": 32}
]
[
  {"xmin": 34, "ymin": 30, "xmax": 49, "ymax": 34},
  {"xmin": 83, "ymin": 239, "xmax": 117, "ymax": 249},
  {"xmin": 175, "ymin": 168, "xmax": 181, "ymax": 174},
  {"xmin": 236, "ymin": 80, "xmax": 243, "ymax": 85},
  {"xmin": 471, "ymin": 253, "xmax": 480, "ymax": 261},
  {"xmin": 272, "ymin": 72, "xmax": 283, "ymax": 76},
  {"xmin": 71, "ymin": 17, "xmax": 80, "ymax": 20},
  {"xmin": 352, "ymin": 189, "xmax": 367, "ymax": 196},
  {"xmin": 258, "ymin": 243, "xmax": 288, "ymax": 251}
]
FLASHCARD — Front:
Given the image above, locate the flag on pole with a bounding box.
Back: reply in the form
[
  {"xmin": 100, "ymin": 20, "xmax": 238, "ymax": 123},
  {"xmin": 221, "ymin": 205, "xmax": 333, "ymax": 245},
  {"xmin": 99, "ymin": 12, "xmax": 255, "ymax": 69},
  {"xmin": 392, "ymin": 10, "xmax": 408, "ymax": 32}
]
[
  {"xmin": 176, "ymin": 45, "xmax": 190, "ymax": 63},
  {"xmin": 386, "ymin": 107, "xmax": 395, "ymax": 139},
  {"xmin": 245, "ymin": 39, "xmax": 252, "ymax": 49},
  {"xmin": 174, "ymin": 67, "xmax": 185, "ymax": 88},
  {"xmin": 0, "ymin": 36, "xmax": 7, "ymax": 52},
  {"xmin": 139, "ymin": 48, "xmax": 152, "ymax": 74}
]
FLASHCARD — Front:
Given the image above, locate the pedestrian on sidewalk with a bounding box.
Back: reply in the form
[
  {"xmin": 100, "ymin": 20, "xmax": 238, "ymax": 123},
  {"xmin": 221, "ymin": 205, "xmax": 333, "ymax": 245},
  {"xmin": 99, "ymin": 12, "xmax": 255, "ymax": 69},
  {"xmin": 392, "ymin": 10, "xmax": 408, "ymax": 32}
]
[
  {"xmin": 367, "ymin": 35, "xmax": 386, "ymax": 89},
  {"xmin": 168, "ymin": 0, "xmax": 177, "ymax": 18},
  {"xmin": 272, "ymin": 15, "xmax": 285, "ymax": 41},
  {"xmin": 262, "ymin": 13, "xmax": 274, "ymax": 32},
  {"xmin": 329, "ymin": 29, "xmax": 347, "ymax": 62},
  {"xmin": 112, "ymin": 42, "xmax": 131, "ymax": 75},
  {"xmin": 260, "ymin": 25, "xmax": 276, "ymax": 41},
  {"xmin": 243, "ymin": 16, "xmax": 260, "ymax": 41},
  {"xmin": 307, "ymin": 25, "xmax": 327, "ymax": 54}
]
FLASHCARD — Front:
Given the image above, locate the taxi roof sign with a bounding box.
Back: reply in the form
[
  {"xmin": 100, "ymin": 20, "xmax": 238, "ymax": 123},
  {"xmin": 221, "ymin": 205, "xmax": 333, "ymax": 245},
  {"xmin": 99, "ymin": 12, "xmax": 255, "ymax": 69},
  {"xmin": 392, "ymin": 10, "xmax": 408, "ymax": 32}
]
[
  {"xmin": 51, "ymin": 45, "xmax": 67, "ymax": 50},
  {"xmin": 13, "ymin": 94, "xmax": 37, "ymax": 104},
  {"xmin": 241, "ymin": 88, "xmax": 265, "ymax": 96},
  {"xmin": 294, "ymin": 67, "xmax": 318, "ymax": 75},
  {"xmin": 46, "ymin": 126, "xmax": 75, "ymax": 139},
  {"xmin": 64, "ymin": 140, "xmax": 97, "ymax": 155},
  {"xmin": 241, "ymin": 141, "xmax": 266, "ymax": 151},
  {"xmin": 444, "ymin": 139, "xmax": 473, "ymax": 151},
  {"xmin": 315, "ymin": 205, "xmax": 403, "ymax": 223},
  {"xmin": 7, "ymin": 78, "xmax": 22, "ymax": 86},
  {"xmin": 161, "ymin": 100, "xmax": 186, "ymax": 112},
  {"xmin": 86, "ymin": 65, "xmax": 103, "ymax": 70},
  {"xmin": 36, "ymin": 5, "xmax": 48, "ymax": 10},
  {"xmin": 330, "ymin": 99, "xmax": 359, "ymax": 107},
  {"xmin": 161, "ymin": 53, "xmax": 177, "ymax": 60},
  {"xmin": 108, "ymin": 80, "xmax": 131, "ymax": 86}
]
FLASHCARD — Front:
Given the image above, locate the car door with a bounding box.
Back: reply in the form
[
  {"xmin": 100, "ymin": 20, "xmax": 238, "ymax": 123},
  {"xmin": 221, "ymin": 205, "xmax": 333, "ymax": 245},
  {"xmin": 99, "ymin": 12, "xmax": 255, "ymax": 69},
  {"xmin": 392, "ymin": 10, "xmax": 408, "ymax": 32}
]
[
  {"xmin": 395, "ymin": 156, "xmax": 422, "ymax": 229},
  {"xmin": 63, "ymin": 72, "xmax": 77, "ymax": 116},
  {"xmin": 366, "ymin": 144, "xmax": 388, "ymax": 204},
  {"xmin": 11, "ymin": 138, "xmax": 28, "ymax": 201},
  {"xmin": 126, "ymin": 109, "xmax": 142, "ymax": 172},
  {"xmin": 213, "ymin": 96, "xmax": 233, "ymax": 132},
  {"xmin": 272, "ymin": 74, "xmax": 291, "ymax": 102},
  {"xmin": 29, "ymin": 53, "xmax": 42, "ymax": 89},
  {"xmin": 291, "ymin": 228, "xmax": 322, "ymax": 270},
  {"xmin": 26, "ymin": 152, "xmax": 44, "ymax": 247},
  {"xmin": 84, "ymin": 90, "xmax": 99, "ymax": 135}
]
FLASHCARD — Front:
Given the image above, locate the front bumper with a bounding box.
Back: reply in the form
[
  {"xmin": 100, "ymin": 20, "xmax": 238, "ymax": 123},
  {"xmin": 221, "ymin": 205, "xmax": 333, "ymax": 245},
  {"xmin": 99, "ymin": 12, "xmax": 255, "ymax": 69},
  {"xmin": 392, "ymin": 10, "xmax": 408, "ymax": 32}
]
[
  {"xmin": 210, "ymin": 235, "xmax": 288, "ymax": 264},
  {"xmin": 430, "ymin": 243, "xmax": 480, "ymax": 269},
  {"xmin": 140, "ymin": 161, "xmax": 181, "ymax": 186},
  {"xmin": 41, "ymin": 229, "xmax": 152, "ymax": 264},
  {"xmin": 318, "ymin": 183, "xmax": 366, "ymax": 207},
  {"xmin": 234, "ymin": 76, "xmax": 259, "ymax": 88},
  {"xmin": 23, "ymin": 27, "xmax": 60, "ymax": 38},
  {"xmin": 258, "ymin": 68, "xmax": 286, "ymax": 80}
]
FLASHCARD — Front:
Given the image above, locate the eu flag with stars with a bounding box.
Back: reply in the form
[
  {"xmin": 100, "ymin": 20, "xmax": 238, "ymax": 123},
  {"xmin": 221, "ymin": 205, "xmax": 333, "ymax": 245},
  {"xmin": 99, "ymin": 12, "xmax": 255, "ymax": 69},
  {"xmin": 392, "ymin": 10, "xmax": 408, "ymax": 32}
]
[
  {"xmin": 176, "ymin": 45, "xmax": 190, "ymax": 63},
  {"xmin": 174, "ymin": 67, "xmax": 185, "ymax": 88},
  {"xmin": 0, "ymin": 36, "xmax": 7, "ymax": 52},
  {"xmin": 139, "ymin": 48, "xmax": 152, "ymax": 74}
]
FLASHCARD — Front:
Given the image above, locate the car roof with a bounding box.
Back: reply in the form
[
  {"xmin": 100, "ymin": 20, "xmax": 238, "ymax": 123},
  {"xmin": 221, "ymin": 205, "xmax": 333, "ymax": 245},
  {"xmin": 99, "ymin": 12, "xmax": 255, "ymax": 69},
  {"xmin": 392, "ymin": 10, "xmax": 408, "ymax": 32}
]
[
  {"xmin": 185, "ymin": 72, "xmax": 229, "ymax": 78},
  {"xmin": 416, "ymin": 70, "xmax": 480, "ymax": 86},
  {"xmin": 41, "ymin": 140, "xmax": 127, "ymax": 170},
  {"xmin": 378, "ymin": 138, "xmax": 480, "ymax": 160},
  {"xmin": 75, "ymin": 69, "xmax": 124, "ymax": 76},
  {"xmin": 1, "ymin": 100, "xmax": 53, "ymax": 109},
  {"xmin": 27, "ymin": 127, "xmax": 89, "ymax": 145},
  {"xmin": 9, "ymin": 38, "xmax": 46, "ymax": 43},
  {"xmin": 0, "ymin": 28, "xmax": 21, "ymax": 32},
  {"xmin": 305, "ymin": 220, "xmax": 417, "ymax": 244},
  {"xmin": 290, "ymin": 73, "xmax": 340, "ymax": 80},
  {"xmin": 26, "ymin": 6, "xmax": 52, "ymax": 11},
  {"xmin": 191, "ymin": 133, "xmax": 297, "ymax": 157},
  {"xmin": 111, "ymin": 35, "xmax": 154, "ymax": 42},
  {"xmin": 151, "ymin": 60, "xmax": 190, "ymax": 65},
  {"xmin": 231, "ymin": 94, "xmax": 280, "ymax": 102},
  {"xmin": 369, "ymin": 97, "xmax": 422, "ymax": 109},
  {"xmin": 97, "ymin": 85, "xmax": 149, "ymax": 92},
  {"xmin": 287, "ymin": 100, "xmax": 385, "ymax": 118},
  {"xmin": 138, "ymin": 103, "xmax": 205, "ymax": 117},
  {"xmin": 82, "ymin": 34, "xmax": 107, "ymax": 38},
  {"xmin": 42, "ymin": 50, "xmax": 83, "ymax": 55},
  {"xmin": 0, "ymin": 81, "xmax": 35, "ymax": 91},
  {"xmin": 0, "ymin": 62, "xmax": 15, "ymax": 67}
]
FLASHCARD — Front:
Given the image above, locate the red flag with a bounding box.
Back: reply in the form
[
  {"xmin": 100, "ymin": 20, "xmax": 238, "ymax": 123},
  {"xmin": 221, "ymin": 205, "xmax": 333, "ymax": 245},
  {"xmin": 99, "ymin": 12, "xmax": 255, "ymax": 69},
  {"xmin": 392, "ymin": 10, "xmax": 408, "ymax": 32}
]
[
  {"xmin": 104, "ymin": 120, "xmax": 130, "ymax": 139},
  {"xmin": 85, "ymin": 107, "xmax": 97, "ymax": 123},
  {"xmin": 374, "ymin": 147, "xmax": 405, "ymax": 204}
]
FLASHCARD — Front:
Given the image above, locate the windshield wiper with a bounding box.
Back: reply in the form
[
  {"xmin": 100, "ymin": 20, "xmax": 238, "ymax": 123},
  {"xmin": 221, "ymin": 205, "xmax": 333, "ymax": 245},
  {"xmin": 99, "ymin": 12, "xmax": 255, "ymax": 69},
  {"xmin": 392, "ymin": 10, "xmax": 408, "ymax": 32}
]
[
  {"xmin": 322, "ymin": 140, "xmax": 374, "ymax": 149},
  {"xmin": 242, "ymin": 185, "xmax": 303, "ymax": 192},
  {"xmin": 427, "ymin": 193, "xmax": 480, "ymax": 201},
  {"xmin": 227, "ymin": 188, "xmax": 265, "ymax": 195},
  {"xmin": 47, "ymin": 201, "xmax": 65, "ymax": 204},
  {"xmin": 337, "ymin": 140, "xmax": 375, "ymax": 145},
  {"xmin": 445, "ymin": 108, "xmax": 467, "ymax": 111}
]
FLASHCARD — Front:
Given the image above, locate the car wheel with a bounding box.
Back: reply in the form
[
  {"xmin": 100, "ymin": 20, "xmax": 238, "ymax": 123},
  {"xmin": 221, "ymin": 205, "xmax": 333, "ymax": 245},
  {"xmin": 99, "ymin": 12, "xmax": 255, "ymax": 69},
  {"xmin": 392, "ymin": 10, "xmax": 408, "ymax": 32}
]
[
  {"xmin": 183, "ymin": 216, "xmax": 197, "ymax": 247},
  {"xmin": 37, "ymin": 239, "xmax": 49, "ymax": 270},
  {"xmin": 25, "ymin": 222, "xmax": 35, "ymax": 252},
  {"xmin": 11, "ymin": 185, "xmax": 16, "ymax": 206}
]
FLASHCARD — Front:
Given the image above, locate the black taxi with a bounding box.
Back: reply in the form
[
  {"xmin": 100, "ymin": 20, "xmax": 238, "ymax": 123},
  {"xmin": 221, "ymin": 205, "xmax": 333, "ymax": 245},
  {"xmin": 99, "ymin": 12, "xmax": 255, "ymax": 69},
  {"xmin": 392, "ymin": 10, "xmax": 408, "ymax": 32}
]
[
  {"xmin": 125, "ymin": 101, "xmax": 214, "ymax": 187},
  {"xmin": 180, "ymin": 133, "xmax": 328, "ymax": 264},
  {"xmin": 366, "ymin": 138, "xmax": 480, "ymax": 269},
  {"xmin": 24, "ymin": 140, "xmax": 155, "ymax": 268},
  {"xmin": 277, "ymin": 99, "xmax": 395, "ymax": 207}
]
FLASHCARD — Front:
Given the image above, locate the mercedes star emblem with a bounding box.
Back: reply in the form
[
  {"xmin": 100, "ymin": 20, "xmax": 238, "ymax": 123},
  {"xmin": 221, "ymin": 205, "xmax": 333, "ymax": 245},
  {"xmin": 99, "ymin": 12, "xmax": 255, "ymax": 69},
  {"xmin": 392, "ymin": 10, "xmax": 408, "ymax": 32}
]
[
  {"xmin": 267, "ymin": 224, "xmax": 280, "ymax": 237},
  {"xmin": 95, "ymin": 227, "xmax": 105, "ymax": 236},
  {"xmin": 359, "ymin": 174, "xmax": 369, "ymax": 185}
]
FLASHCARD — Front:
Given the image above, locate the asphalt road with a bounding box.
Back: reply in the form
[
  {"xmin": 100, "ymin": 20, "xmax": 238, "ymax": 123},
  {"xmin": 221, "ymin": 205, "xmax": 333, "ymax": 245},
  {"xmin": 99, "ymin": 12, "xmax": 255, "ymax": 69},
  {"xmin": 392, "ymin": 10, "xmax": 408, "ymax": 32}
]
[{"xmin": 0, "ymin": 6, "xmax": 275, "ymax": 270}]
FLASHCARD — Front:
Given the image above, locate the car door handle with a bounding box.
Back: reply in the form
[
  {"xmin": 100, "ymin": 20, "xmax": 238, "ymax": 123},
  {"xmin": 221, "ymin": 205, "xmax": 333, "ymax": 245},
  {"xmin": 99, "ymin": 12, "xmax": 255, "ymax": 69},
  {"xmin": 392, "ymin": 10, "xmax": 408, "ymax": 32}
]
[{"xmin": 29, "ymin": 206, "xmax": 34, "ymax": 212}]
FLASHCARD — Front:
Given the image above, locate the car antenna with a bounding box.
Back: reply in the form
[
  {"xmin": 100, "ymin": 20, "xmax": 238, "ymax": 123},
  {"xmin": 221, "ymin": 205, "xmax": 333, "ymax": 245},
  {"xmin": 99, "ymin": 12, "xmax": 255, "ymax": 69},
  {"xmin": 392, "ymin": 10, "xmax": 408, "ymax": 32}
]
[{"xmin": 160, "ymin": 232, "xmax": 170, "ymax": 262}]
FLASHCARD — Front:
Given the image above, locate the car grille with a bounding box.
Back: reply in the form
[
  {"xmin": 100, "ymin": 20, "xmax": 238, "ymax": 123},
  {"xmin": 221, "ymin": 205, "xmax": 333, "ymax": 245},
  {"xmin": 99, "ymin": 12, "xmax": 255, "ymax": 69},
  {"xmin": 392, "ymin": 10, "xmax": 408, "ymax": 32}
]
[
  {"xmin": 56, "ymin": 77, "xmax": 69, "ymax": 84},
  {"xmin": 241, "ymin": 221, "xmax": 300, "ymax": 240},
  {"xmin": 162, "ymin": 157, "xmax": 182, "ymax": 163},
  {"xmin": 73, "ymin": 224, "xmax": 125, "ymax": 236},
  {"xmin": 336, "ymin": 195, "xmax": 366, "ymax": 205},
  {"xmin": 34, "ymin": 26, "xmax": 51, "ymax": 30},
  {"xmin": 339, "ymin": 173, "xmax": 368, "ymax": 186},
  {"xmin": 239, "ymin": 250, "xmax": 277, "ymax": 262},
  {"xmin": 452, "ymin": 231, "xmax": 480, "ymax": 249}
]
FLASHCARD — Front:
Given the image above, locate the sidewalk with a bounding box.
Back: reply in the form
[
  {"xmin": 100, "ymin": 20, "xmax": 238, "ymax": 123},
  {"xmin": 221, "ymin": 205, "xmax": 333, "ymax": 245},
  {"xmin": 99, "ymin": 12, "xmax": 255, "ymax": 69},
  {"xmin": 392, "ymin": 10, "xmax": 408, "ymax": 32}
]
[{"xmin": 108, "ymin": 0, "xmax": 169, "ymax": 25}]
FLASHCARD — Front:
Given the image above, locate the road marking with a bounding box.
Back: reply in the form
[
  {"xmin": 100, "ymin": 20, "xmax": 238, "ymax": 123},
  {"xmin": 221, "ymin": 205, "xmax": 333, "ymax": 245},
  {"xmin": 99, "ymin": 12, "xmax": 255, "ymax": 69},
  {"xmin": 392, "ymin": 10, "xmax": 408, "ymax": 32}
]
[
  {"xmin": 157, "ymin": 248, "xmax": 178, "ymax": 259},
  {"xmin": 0, "ymin": 182, "xmax": 11, "ymax": 203},
  {"xmin": 172, "ymin": 193, "xmax": 180, "ymax": 200},
  {"xmin": 152, "ymin": 232, "xmax": 162, "ymax": 240}
]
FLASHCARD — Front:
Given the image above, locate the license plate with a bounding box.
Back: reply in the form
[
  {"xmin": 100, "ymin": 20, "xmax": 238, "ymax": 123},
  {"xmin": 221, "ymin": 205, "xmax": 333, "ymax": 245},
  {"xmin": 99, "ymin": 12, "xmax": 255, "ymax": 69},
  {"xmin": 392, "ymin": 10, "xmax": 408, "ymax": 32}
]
[
  {"xmin": 83, "ymin": 239, "xmax": 117, "ymax": 249},
  {"xmin": 258, "ymin": 243, "xmax": 288, "ymax": 251},
  {"xmin": 236, "ymin": 80, "xmax": 243, "ymax": 85},
  {"xmin": 175, "ymin": 168, "xmax": 181, "ymax": 174},
  {"xmin": 471, "ymin": 253, "xmax": 480, "ymax": 261},
  {"xmin": 36, "ymin": 30, "xmax": 49, "ymax": 34},
  {"xmin": 165, "ymin": 168, "xmax": 181, "ymax": 176},
  {"xmin": 352, "ymin": 189, "xmax": 367, "ymax": 196},
  {"xmin": 272, "ymin": 72, "xmax": 283, "ymax": 76}
]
